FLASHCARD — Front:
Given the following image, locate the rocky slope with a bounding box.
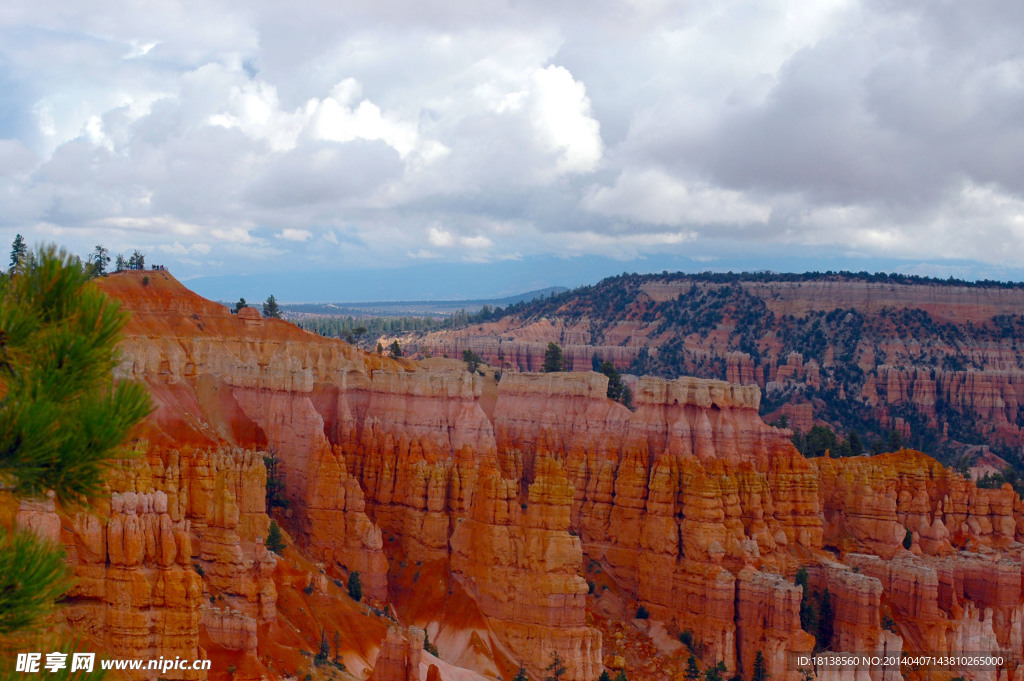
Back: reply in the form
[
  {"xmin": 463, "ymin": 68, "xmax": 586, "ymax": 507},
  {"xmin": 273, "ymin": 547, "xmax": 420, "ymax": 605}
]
[
  {"xmin": 13, "ymin": 270, "xmax": 1024, "ymax": 681},
  {"xmin": 392, "ymin": 272, "xmax": 1024, "ymax": 455}
]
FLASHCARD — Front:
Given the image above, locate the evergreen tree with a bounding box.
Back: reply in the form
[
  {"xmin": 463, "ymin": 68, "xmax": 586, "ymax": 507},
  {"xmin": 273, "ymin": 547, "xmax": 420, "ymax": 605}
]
[
  {"xmin": 266, "ymin": 521, "xmax": 286, "ymax": 554},
  {"xmin": 9, "ymin": 233, "xmax": 26, "ymax": 272},
  {"xmin": 685, "ymin": 655, "xmax": 700, "ymax": 681},
  {"xmin": 264, "ymin": 453, "xmax": 290, "ymax": 509},
  {"xmin": 600, "ymin": 361, "xmax": 633, "ymax": 409},
  {"xmin": 543, "ymin": 342, "xmax": 564, "ymax": 372},
  {"xmin": 390, "ymin": 340, "xmax": 402, "ymax": 357},
  {"xmin": 262, "ymin": 294, "xmax": 282, "ymax": 318},
  {"xmin": 126, "ymin": 249, "xmax": 145, "ymax": 270},
  {"xmin": 818, "ymin": 588, "xmax": 834, "ymax": 649},
  {"xmin": 0, "ymin": 246, "xmax": 151, "ymax": 657},
  {"xmin": 848, "ymin": 431, "xmax": 864, "ymax": 456},
  {"xmin": 463, "ymin": 349, "xmax": 483, "ymax": 373},
  {"xmin": 752, "ymin": 651, "xmax": 768, "ymax": 681},
  {"xmin": 543, "ymin": 651, "xmax": 566, "ymax": 681},
  {"xmin": 902, "ymin": 529, "xmax": 913, "ymax": 550},
  {"xmin": 315, "ymin": 628, "xmax": 330, "ymax": 666},
  {"xmin": 598, "ymin": 672, "xmax": 612, "ymax": 681},
  {"xmin": 614, "ymin": 672, "xmax": 627, "ymax": 681},
  {"xmin": 347, "ymin": 571, "xmax": 362, "ymax": 602},
  {"xmin": 704, "ymin": 661, "xmax": 726, "ymax": 681},
  {"xmin": 513, "ymin": 665, "xmax": 529, "ymax": 681},
  {"xmin": 234, "ymin": 297, "xmax": 247, "ymax": 313},
  {"xmin": 115, "ymin": 253, "xmax": 127, "ymax": 272},
  {"xmin": 86, "ymin": 245, "xmax": 110, "ymax": 277},
  {"xmin": 795, "ymin": 567, "xmax": 817, "ymax": 635}
]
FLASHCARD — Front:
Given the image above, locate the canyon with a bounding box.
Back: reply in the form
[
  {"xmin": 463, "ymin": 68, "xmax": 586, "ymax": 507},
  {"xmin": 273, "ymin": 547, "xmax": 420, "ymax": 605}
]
[
  {"xmin": 13, "ymin": 270, "xmax": 1024, "ymax": 681},
  {"xmin": 391, "ymin": 273, "xmax": 1024, "ymax": 453}
]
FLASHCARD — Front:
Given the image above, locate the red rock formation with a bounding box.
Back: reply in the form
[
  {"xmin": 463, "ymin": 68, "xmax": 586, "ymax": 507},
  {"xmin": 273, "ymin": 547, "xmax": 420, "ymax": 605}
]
[
  {"xmin": 450, "ymin": 456, "xmax": 600, "ymax": 681},
  {"xmin": 51, "ymin": 270, "xmax": 1021, "ymax": 681},
  {"xmin": 398, "ymin": 274, "xmax": 1024, "ymax": 450}
]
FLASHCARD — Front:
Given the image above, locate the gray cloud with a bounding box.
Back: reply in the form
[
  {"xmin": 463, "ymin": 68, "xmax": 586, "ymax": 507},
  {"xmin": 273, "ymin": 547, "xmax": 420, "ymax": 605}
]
[{"xmin": 1, "ymin": 0, "xmax": 1023, "ymax": 279}]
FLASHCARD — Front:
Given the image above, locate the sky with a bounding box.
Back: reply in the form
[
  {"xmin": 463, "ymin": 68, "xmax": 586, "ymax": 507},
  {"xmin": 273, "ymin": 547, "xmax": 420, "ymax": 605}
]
[{"xmin": 3, "ymin": 0, "xmax": 1024, "ymax": 301}]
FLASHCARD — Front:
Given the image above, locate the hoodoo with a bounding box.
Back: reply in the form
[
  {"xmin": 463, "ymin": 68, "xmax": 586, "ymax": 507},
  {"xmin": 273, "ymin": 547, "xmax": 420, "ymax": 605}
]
[{"xmin": 16, "ymin": 269, "xmax": 1022, "ymax": 681}]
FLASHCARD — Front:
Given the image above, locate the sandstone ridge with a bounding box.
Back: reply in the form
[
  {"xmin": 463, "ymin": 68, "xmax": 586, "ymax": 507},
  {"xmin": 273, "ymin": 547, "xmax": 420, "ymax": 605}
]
[{"xmin": 18, "ymin": 270, "xmax": 1021, "ymax": 681}]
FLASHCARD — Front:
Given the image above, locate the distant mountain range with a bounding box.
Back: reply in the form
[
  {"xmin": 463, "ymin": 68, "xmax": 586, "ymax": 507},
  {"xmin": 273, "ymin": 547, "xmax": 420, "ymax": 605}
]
[{"xmin": 276, "ymin": 286, "xmax": 568, "ymax": 318}]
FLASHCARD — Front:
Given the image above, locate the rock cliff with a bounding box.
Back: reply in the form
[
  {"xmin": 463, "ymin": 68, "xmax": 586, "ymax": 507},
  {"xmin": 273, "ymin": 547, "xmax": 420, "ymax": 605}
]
[
  {"xmin": 393, "ymin": 272, "xmax": 1024, "ymax": 452},
  {"xmin": 21, "ymin": 270, "xmax": 1022, "ymax": 681}
]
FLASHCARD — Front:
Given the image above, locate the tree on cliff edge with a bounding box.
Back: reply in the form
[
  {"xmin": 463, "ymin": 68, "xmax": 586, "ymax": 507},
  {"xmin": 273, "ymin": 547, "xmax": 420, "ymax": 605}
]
[
  {"xmin": 543, "ymin": 342, "xmax": 564, "ymax": 372},
  {"xmin": 262, "ymin": 294, "xmax": 282, "ymax": 318},
  {"xmin": 0, "ymin": 246, "xmax": 151, "ymax": 675}
]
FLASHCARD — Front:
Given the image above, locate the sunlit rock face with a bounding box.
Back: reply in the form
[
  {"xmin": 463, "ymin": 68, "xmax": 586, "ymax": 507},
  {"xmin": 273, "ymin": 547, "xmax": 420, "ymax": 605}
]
[{"xmin": 30, "ymin": 270, "xmax": 1019, "ymax": 681}]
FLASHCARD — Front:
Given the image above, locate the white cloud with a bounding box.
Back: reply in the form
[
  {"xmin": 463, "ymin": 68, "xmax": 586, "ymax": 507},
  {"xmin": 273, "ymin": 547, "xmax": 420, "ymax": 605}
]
[
  {"xmin": 4, "ymin": 0, "xmax": 1024, "ymax": 281},
  {"xmin": 158, "ymin": 241, "xmax": 211, "ymax": 255},
  {"xmin": 583, "ymin": 169, "xmax": 771, "ymax": 225},
  {"xmin": 210, "ymin": 226, "xmax": 257, "ymax": 243},
  {"xmin": 428, "ymin": 226, "xmax": 455, "ymax": 247},
  {"xmin": 530, "ymin": 66, "xmax": 603, "ymax": 174},
  {"xmin": 276, "ymin": 228, "xmax": 313, "ymax": 241}
]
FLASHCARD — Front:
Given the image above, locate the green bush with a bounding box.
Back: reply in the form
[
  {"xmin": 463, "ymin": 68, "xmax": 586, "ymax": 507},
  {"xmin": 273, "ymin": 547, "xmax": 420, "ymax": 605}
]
[
  {"xmin": 348, "ymin": 571, "xmax": 362, "ymax": 602},
  {"xmin": 266, "ymin": 521, "xmax": 286, "ymax": 554}
]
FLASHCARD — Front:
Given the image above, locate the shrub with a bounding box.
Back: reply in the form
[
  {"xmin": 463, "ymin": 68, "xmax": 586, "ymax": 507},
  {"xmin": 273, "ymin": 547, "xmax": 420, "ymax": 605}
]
[
  {"xmin": 636, "ymin": 605, "xmax": 649, "ymax": 619},
  {"xmin": 347, "ymin": 571, "xmax": 362, "ymax": 602},
  {"xmin": 423, "ymin": 629, "xmax": 439, "ymax": 656},
  {"xmin": 266, "ymin": 521, "xmax": 286, "ymax": 554}
]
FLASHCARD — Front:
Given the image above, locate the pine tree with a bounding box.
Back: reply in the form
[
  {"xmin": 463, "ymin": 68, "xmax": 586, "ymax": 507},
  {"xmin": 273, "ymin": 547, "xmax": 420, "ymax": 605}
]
[
  {"xmin": 543, "ymin": 342, "xmax": 564, "ymax": 372},
  {"xmin": 9, "ymin": 233, "xmax": 26, "ymax": 272},
  {"xmin": 543, "ymin": 651, "xmax": 566, "ymax": 681},
  {"xmin": 818, "ymin": 588, "xmax": 834, "ymax": 649},
  {"xmin": 86, "ymin": 245, "xmax": 111, "ymax": 277},
  {"xmin": 266, "ymin": 521, "xmax": 286, "ymax": 553},
  {"xmin": 390, "ymin": 340, "xmax": 402, "ymax": 357},
  {"xmin": 513, "ymin": 665, "xmax": 529, "ymax": 681},
  {"xmin": 463, "ymin": 349, "xmax": 482, "ymax": 373},
  {"xmin": 315, "ymin": 628, "xmax": 330, "ymax": 665},
  {"xmin": 752, "ymin": 651, "xmax": 768, "ymax": 681},
  {"xmin": 115, "ymin": 253, "xmax": 127, "ymax": 272},
  {"xmin": 0, "ymin": 246, "xmax": 151, "ymax": 665},
  {"xmin": 264, "ymin": 452, "xmax": 290, "ymax": 509},
  {"xmin": 704, "ymin": 661, "xmax": 726, "ymax": 681},
  {"xmin": 348, "ymin": 571, "xmax": 362, "ymax": 602},
  {"xmin": 263, "ymin": 294, "xmax": 282, "ymax": 318},
  {"xmin": 126, "ymin": 249, "xmax": 145, "ymax": 270},
  {"xmin": 598, "ymin": 671, "xmax": 612, "ymax": 681},
  {"xmin": 685, "ymin": 655, "xmax": 700, "ymax": 681},
  {"xmin": 234, "ymin": 297, "xmax": 247, "ymax": 313}
]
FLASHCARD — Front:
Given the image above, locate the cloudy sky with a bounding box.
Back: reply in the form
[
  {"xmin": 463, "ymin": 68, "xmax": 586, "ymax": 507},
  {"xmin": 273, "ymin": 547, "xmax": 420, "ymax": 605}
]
[{"xmin": 3, "ymin": 0, "xmax": 1024, "ymax": 300}]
